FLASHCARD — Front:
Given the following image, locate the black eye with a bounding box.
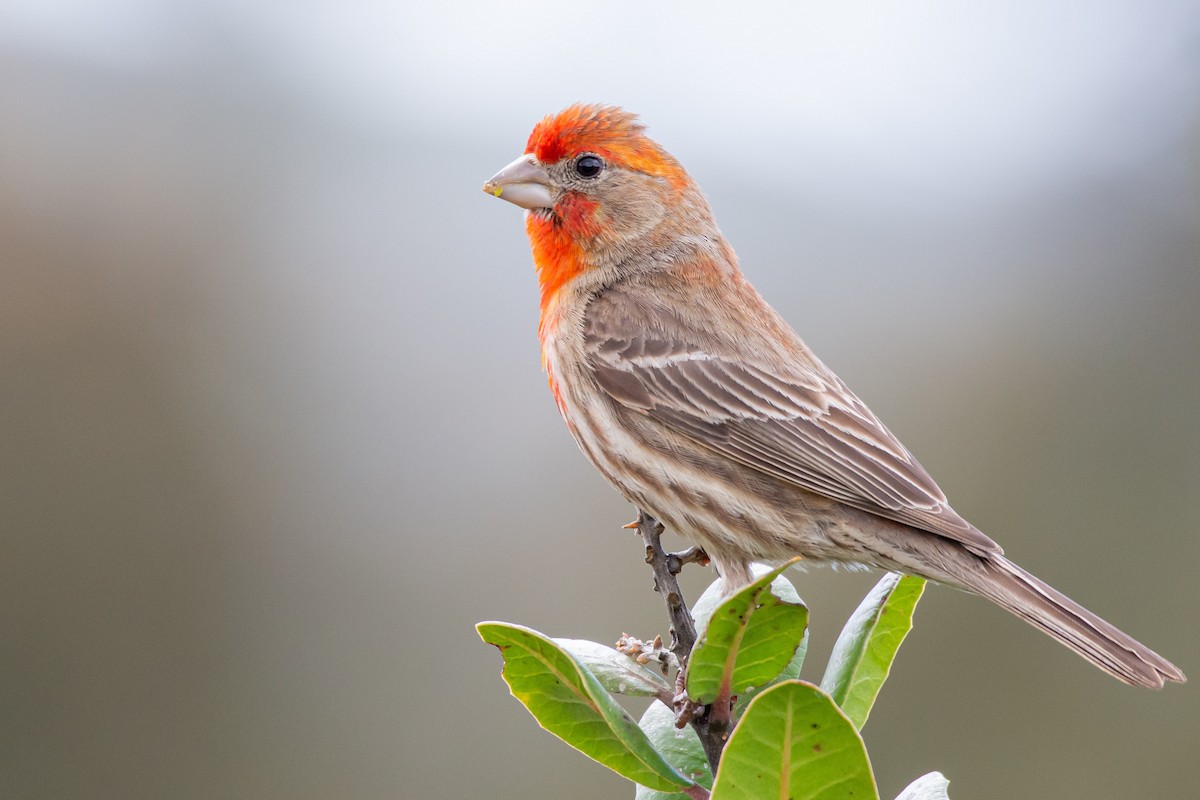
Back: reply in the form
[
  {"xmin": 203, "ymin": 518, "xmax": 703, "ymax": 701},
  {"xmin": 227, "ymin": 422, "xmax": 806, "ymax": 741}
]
[{"xmin": 574, "ymin": 155, "xmax": 604, "ymax": 179}]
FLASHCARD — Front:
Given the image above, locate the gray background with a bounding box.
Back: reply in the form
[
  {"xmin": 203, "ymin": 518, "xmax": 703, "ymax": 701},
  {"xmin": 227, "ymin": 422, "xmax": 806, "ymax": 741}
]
[{"xmin": 2, "ymin": 1, "xmax": 1198, "ymax": 798}]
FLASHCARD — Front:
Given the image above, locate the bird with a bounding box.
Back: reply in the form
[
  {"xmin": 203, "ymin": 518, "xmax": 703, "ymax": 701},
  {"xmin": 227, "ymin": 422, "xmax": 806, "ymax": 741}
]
[{"xmin": 481, "ymin": 103, "xmax": 1185, "ymax": 689}]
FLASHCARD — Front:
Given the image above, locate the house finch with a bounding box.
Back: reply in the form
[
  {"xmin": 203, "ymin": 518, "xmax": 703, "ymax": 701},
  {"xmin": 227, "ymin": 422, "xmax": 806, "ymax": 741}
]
[{"xmin": 482, "ymin": 104, "xmax": 1184, "ymax": 689}]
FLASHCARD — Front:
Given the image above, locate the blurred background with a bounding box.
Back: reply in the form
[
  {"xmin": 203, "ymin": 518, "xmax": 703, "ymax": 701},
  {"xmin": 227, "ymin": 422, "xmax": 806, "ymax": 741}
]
[{"xmin": 2, "ymin": 1, "xmax": 1198, "ymax": 798}]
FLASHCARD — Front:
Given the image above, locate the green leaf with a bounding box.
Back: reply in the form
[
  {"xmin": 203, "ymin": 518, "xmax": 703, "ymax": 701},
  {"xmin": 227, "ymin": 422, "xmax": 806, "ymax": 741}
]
[
  {"xmin": 702, "ymin": 568, "xmax": 808, "ymax": 717},
  {"xmin": 819, "ymin": 573, "xmax": 925, "ymax": 730},
  {"xmin": 690, "ymin": 563, "xmax": 805, "ymax": 645},
  {"xmin": 732, "ymin": 631, "xmax": 807, "ymax": 720},
  {"xmin": 477, "ymin": 622, "xmax": 694, "ymax": 792},
  {"xmin": 895, "ymin": 772, "xmax": 950, "ymax": 800},
  {"xmin": 689, "ymin": 576, "xmax": 731, "ymax": 636},
  {"xmin": 710, "ymin": 680, "xmax": 878, "ymax": 800},
  {"xmin": 555, "ymin": 638, "xmax": 671, "ymax": 698},
  {"xmin": 634, "ymin": 701, "xmax": 712, "ymax": 800},
  {"xmin": 686, "ymin": 559, "xmax": 808, "ymax": 705}
]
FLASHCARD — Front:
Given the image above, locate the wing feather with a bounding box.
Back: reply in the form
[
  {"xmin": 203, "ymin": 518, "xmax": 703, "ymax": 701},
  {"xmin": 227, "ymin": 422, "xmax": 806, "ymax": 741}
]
[{"xmin": 584, "ymin": 292, "xmax": 1001, "ymax": 556}]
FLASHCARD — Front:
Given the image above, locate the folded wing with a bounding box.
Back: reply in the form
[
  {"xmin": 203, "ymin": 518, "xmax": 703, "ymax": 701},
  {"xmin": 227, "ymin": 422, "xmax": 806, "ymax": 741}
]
[{"xmin": 584, "ymin": 289, "xmax": 1001, "ymax": 557}]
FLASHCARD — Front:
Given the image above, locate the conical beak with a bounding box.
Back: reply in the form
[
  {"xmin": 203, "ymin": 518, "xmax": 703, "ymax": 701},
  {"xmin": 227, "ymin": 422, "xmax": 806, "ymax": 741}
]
[{"xmin": 482, "ymin": 154, "xmax": 555, "ymax": 210}]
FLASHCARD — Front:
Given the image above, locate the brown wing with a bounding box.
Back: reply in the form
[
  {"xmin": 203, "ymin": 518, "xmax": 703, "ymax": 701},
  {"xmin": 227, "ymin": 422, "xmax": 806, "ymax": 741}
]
[{"xmin": 584, "ymin": 287, "xmax": 1002, "ymax": 557}]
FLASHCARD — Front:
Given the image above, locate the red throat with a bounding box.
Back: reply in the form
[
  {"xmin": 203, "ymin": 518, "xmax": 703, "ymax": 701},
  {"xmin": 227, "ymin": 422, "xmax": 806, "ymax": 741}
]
[
  {"xmin": 527, "ymin": 194, "xmax": 600, "ymax": 336},
  {"xmin": 528, "ymin": 195, "xmax": 600, "ymax": 423}
]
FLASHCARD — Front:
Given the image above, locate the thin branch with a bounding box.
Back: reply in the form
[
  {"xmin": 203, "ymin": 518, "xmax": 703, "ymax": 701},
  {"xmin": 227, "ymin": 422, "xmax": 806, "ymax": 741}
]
[
  {"xmin": 636, "ymin": 511, "xmax": 698, "ymax": 662},
  {"xmin": 633, "ymin": 510, "xmax": 726, "ymax": 778},
  {"xmin": 666, "ymin": 545, "xmax": 710, "ymax": 579}
]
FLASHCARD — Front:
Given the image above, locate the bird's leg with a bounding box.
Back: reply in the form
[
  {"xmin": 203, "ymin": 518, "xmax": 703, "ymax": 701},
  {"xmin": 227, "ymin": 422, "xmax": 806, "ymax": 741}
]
[{"xmin": 710, "ymin": 555, "xmax": 754, "ymax": 596}]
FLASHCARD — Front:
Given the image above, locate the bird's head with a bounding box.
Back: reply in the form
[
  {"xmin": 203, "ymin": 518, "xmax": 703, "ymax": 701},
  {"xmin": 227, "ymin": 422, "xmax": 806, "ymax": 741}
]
[{"xmin": 483, "ymin": 105, "xmax": 715, "ymax": 290}]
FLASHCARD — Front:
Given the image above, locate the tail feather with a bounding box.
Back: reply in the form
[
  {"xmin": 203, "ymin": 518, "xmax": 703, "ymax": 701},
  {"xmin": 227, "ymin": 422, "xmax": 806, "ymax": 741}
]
[{"xmin": 959, "ymin": 555, "xmax": 1185, "ymax": 689}]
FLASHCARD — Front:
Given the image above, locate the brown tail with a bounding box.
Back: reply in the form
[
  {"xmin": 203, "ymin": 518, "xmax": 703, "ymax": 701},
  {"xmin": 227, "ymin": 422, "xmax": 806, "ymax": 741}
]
[{"xmin": 949, "ymin": 554, "xmax": 1185, "ymax": 689}]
